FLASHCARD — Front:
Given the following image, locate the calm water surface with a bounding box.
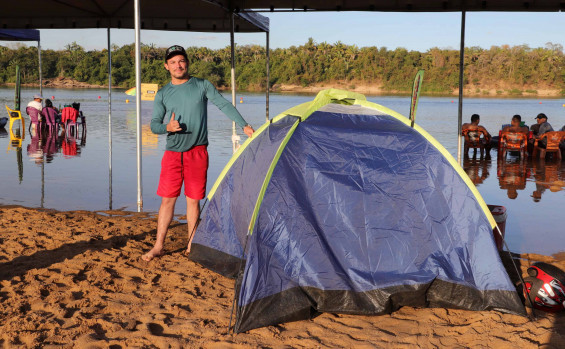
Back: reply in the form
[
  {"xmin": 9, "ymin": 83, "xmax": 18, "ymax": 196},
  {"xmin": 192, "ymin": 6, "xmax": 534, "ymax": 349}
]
[{"xmin": 1, "ymin": 87, "xmax": 564, "ymax": 255}]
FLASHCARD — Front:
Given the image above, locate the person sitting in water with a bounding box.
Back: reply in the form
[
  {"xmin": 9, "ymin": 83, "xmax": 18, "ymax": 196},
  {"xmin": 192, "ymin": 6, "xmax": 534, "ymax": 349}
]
[
  {"xmin": 42, "ymin": 99, "xmax": 59, "ymax": 130},
  {"xmin": 502, "ymin": 115, "xmax": 529, "ymax": 134},
  {"xmin": 72, "ymin": 102, "xmax": 86, "ymax": 128},
  {"xmin": 462, "ymin": 114, "xmax": 492, "ymax": 159},
  {"xmin": 500, "ymin": 114, "xmax": 530, "ymax": 158},
  {"xmin": 531, "ymin": 113, "xmax": 554, "ymax": 156}
]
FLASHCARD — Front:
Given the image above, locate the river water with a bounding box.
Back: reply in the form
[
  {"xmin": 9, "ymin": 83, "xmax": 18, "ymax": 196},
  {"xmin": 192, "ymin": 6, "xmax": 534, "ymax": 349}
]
[{"xmin": 1, "ymin": 87, "xmax": 564, "ymax": 255}]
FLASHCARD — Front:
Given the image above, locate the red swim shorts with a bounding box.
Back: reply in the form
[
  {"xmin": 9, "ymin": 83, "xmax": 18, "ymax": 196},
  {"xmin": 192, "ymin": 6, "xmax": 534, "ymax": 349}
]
[{"xmin": 157, "ymin": 146, "xmax": 209, "ymax": 199}]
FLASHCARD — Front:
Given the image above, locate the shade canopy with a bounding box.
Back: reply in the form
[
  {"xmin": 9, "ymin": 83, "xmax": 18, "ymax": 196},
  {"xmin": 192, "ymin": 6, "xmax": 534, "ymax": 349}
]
[
  {"xmin": 0, "ymin": 0, "xmax": 268, "ymax": 32},
  {"xmin": 230, "ymin": 0, "xmax": 564, "ymax": 12},
  {"xmin": 0, "ymin": 29, "xmax": 40, "ymax": 41}
]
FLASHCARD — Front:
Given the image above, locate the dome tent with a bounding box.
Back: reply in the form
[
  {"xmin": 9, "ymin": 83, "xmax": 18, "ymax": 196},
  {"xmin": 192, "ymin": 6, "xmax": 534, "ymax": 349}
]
[{"xmin": 189, "ymin": 89, "xmax": 526, "ymax": 333}]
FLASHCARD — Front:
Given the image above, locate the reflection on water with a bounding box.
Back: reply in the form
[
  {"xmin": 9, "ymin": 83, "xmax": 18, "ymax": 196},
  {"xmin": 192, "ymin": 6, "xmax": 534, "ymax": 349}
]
[
  {"xmin": 5, "ymin": 122, "xmax": 24, "ymax": 183},
  {"xmin": 464, "ymin": 156, "xmax": 565, "ymax": 201},
  {"xmin": 25, "ymin": 125, "xmax": 87, "ymax": 163},
  {"xmin": 463, "ymin": 158, "xmax": 492, "ymax": 186},
  {"xmin": 497, "ymin": 159, "xmax": 529, "ymax": 200},
  {"xmin": 2, "ymin": 88, "xmax": 565, "ymax": 255},
  {"xmin": 463, "ymin": 154, "xmax": 565, "ymax": 254},
  {"xmin": 142, "ymin": 124, "xmax": 158, "ymax": 155},
  {"xmin": 531, "ymin": 160, "xmax": 565, "ymax": 201}
]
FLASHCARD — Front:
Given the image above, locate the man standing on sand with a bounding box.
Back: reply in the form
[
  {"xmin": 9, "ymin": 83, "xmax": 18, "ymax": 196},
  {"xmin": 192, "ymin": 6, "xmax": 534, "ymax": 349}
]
[{"xmin": 142, "ymin": 45, "xmax": 254, "ymax": 262}]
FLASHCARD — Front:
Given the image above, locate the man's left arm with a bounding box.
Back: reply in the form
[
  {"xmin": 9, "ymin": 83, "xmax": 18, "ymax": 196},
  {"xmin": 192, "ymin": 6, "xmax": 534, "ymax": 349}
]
[
  {"xmin": 480, "ymin": 126, "xmax": 492, "ymax": 140},
  {"xmin": 204, "ymin": 80, "xmax": 254, "ymax": 137}
]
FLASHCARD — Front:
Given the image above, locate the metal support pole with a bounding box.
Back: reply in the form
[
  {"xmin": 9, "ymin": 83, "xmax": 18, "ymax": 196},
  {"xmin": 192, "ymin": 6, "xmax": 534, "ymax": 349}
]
[
  {"xmin": 134, "ymin": 0, "xmax": 143, "ymax": 210},
  {"xmin": 457, "ymin": 11, "xmax": 466, "ymax": 165},
  {"xmin": 41, "ymin": 160, "xmax": 44, "ymax": 208},
  {"xmin": 230, "ymin": 13, "xmax": 236, "ymax": 107},
  {"xmin": 107, "ymin": 27, "xmax": 113, "ymax": 210},
  {"xmin": 37, "ymin": 40, "xmax": 42, "ymax": 96},
  {"xmin": 230, "ymin": 13, "xmax": 239, "ymax": 153},
  {"xmin": 266, "ymin": 31, "xmax": 270, "ymax": 122}
]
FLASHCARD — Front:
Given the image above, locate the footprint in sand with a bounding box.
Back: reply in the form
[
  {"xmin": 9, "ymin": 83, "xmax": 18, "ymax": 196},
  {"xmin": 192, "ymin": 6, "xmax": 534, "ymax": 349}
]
[{"xmin": 147, "ymin": 323, "xmax": 181, "ymax": 338}]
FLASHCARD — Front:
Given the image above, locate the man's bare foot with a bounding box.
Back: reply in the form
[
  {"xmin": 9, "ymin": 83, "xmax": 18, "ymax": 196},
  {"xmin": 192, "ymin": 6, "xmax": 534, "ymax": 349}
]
[
  {"xmin": 141, "ymin": 248, "xmax": 163, "ymax": 262},
  {"xmin": 184, "ymin": 244, "xmax": 193, "ymax": 256}
]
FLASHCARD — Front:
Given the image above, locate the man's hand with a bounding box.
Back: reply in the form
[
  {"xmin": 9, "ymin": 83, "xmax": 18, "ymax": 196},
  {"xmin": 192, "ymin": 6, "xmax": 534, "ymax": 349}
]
[
  {"xmin": 243, "ymin": 125, "xmax": 254, "ymax": 138},
  {"xmin": 166, "ymin": 112, "xmax": 182, "ymax": 132}
]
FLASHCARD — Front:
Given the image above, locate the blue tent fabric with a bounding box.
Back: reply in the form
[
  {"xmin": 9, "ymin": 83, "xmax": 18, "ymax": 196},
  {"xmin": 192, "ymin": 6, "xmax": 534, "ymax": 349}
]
[
  {"xmin": 190, "ymin": 95, "xmax": 526, "ymax": 332},
  {"xmin": 190, "ymin": 115, "xmax": 299, "ymax": 276},
  {"xmin": 0, "ymin": 29, "xmax": 40, "ymax": 41}
]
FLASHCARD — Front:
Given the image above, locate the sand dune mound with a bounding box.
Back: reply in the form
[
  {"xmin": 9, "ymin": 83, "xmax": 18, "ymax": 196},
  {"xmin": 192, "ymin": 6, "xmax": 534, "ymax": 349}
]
[{"xmin": 0, "ymin": 206, "xmax": 563, "ymax": 348}]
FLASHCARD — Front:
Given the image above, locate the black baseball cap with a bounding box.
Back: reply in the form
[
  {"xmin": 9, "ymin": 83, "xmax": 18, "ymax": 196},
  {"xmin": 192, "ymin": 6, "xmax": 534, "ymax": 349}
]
[
  {"xmin": 535, "ymin": 113, "xmax": 548, "ymax": 120},
  {"xmin": 165, "ymin": 45, "xmax": 187, "ymax": 61}
]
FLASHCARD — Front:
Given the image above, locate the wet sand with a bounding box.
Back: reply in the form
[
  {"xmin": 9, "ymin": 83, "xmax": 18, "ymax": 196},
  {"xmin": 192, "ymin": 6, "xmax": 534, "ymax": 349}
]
[{"xmin": 1, "ymin": 205, "xmax": 564, "ymax": 348}]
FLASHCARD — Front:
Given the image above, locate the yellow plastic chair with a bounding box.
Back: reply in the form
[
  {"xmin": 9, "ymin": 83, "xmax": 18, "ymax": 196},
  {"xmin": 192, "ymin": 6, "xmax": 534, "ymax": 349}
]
[
  {"xmin": 5, "ymin": 105, "xmax": 25, "ymax": 134},
  {"xmin": 8, "ymin": 130, "xmax": 23, "ymax": 150}
]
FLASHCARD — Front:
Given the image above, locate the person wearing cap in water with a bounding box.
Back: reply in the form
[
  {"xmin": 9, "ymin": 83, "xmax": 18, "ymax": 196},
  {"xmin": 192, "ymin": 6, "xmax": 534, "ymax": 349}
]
[
  {"xmin": 531, "ymin": 113, "xmax": 554, "ymax": 155},
  {"xmin": 142, "ymin": 45, "xmax": 255, "ymax": 262},
  {"xmin": 26, "ymin": 94, "xmax": 43, "ymax": 133}
]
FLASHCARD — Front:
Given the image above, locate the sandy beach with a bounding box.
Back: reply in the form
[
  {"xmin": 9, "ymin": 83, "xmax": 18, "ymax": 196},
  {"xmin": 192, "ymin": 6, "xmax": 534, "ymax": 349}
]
[{"xmin": 1, "ymin": 205, "xmax": 564, "ymax": 348}]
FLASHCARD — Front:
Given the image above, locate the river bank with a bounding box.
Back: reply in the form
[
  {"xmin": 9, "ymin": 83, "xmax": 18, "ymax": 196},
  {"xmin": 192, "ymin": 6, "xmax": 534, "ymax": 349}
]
[
  {"xmin": 271, "ymin": 81, "xmax": 565, "ymax": 97},
  {"xmin": 0, "ymin": 205, "xmax": 564, "ymax": 348},
  {"xmin": 5, "ymin": 78, "xmax": 564, "ymax": 98}
]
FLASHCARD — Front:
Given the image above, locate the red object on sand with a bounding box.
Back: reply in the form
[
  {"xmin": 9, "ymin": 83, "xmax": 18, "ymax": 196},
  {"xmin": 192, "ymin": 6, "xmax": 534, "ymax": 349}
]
[
  {"xmin": 524, "ymin": 262, "xmax": 565, "ymax": 313},
  {"xmin": 488, "ymin": 205, "xmax": 507, "ymax": 251}
]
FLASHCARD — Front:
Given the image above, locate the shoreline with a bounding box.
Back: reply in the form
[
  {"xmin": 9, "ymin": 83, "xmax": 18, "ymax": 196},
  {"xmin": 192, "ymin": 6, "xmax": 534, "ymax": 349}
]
[
  {"xmin": 4, "ymin": 80, "xmax": 564, "ymax": 98},
  {"xmin": 270, "ymin": 81, "xmax": 565, "ymax": 98},
  {"xmin": 0, "ymin": 204, "xmax": 564, "ymax": 347}
]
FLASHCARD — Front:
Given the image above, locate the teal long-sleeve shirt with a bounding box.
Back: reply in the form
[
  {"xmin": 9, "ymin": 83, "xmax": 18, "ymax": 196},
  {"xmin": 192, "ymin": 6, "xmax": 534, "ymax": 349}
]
[{"xmin": 150, "ymin": 77, "xmax": 248, "ymax": 152}]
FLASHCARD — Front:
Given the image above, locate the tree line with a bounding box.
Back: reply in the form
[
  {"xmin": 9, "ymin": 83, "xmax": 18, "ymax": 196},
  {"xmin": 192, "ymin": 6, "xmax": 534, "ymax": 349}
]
[{"xmin": 1, "ymin": 39, "xmax": 564, "ymax": 95}]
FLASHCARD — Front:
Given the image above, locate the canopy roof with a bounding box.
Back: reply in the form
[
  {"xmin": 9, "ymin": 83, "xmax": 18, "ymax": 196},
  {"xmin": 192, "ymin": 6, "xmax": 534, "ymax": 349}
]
[
  {"xmin": 0, "ymin": 0, "xmax": 268, "ymax": 32},
  {"xmin": 232, "ymin": 0, "xmax": 564, "ymax": 12},
  {"xmin": 0, "ymin": 29, "xmax": 40, "ymax": 41}
]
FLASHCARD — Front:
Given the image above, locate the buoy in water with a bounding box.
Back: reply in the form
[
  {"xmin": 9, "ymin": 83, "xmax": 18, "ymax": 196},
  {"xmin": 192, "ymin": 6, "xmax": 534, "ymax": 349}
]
[
  {"xmin": 51, "ymin": 96, "xmax": 55, "ymax": 100},
  {"xmin": 126, "ymin": 99, "xmax": 129, "ymax": 103},
  {"xmin": 240, "ymin": 97, "xmax": 243, "ymax": 104},
  {"xmin": 539, "ymin": 101, "xmax": 542, "ymax": 104},
  {"xmin": 98, "ymin": 96, "xmax": 101, "ymax": 99}
]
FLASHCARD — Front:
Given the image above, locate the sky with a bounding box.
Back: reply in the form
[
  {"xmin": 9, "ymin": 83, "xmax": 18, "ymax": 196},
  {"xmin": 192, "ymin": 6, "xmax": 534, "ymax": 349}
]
[{"xmin": 1, "ymin": 12, "xmax": 565, "ymax": 52}]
